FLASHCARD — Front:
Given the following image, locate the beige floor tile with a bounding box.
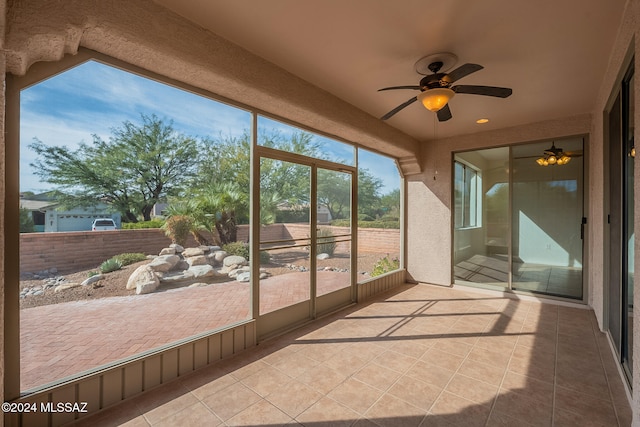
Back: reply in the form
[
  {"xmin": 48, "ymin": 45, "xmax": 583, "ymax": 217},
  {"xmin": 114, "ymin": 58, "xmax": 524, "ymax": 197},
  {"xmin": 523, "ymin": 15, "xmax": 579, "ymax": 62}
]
[
  {"xmin": 266, "ymin": 378, "xmax": 324, "ymax": 418},
  {"xmin": 364, "ymin": 394, "xmax": 426, "ymax": 427},
  {"xmin": 240, "ymin": 365, "xmax": 293, "ymax": 397},
  {"xmin": 457, "ymin": 358, "xmax": 506, "ymax": 386},
  {"xmin": 373, "ymin": 349, "xmax": 418, "ymax": 374},
  {"xmin": 297, "ymin": 362, "xmax": 349, "ymax": 394},
  {"xmin": 153, "ymin": 401, "xmax": 222, "ymax": 427},
  {"xmin": 420, "ymin": 348, "xmax": 465, "ymax": 371},
  {"xmin": 405, "ymin": 360, "xmax": 455, "ymax": 388},
  {"xmin": 466, "ymin": 346, "xmax": 511, "ymax": 367},
  {"xmin": 429, "ymin": 391, "xmax": 491, "ymax": 427},
  {"xmin": 295, "ymin": 396, "xmax": 360, "ymax": 427},
  {"xmin": 201, "ymin": 381, "xmax": 262, "ymax": 421},
  {"xmin": 353, "ymin": 361, "xmax": 402, "ymax": 391},
  {"xmin": 387, "ymin": 374, "xmax": 443, "ymax": 411},
  {"xmin": 492, "ymin": 391, "xmax": 553, "ymax": 426},
  {"xmin": 554, "ymin": 385, "xmax": 618, "ymax": 426},
  {"xmin": 499, "ymin": 370, "xmax": 554, "ymax": 407},
  {"xmin": 226, "ymin": 399, "xmax": 292, "ymax": 426},
  {"xmin": 328, "ymin": 377, "xmax": 384, "ymax": 414},
  {"xmin": 139, "ymin": 390, "xmax": 199, "ymax": 425},
  {"xmin": 445, "ymin": 374, "xmax": 498, "ymax": 404}
]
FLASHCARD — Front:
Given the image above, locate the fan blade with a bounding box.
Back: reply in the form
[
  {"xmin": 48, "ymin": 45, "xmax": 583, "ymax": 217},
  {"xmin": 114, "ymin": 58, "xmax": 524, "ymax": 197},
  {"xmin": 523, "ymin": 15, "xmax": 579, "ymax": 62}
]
[
  {"xmin": 378, "ymin": 85, "xmax": 421, "ymax": 92},
  {"xmin": 447, "ymin": 63, "xmax": 483, "ymax": 82},
  {"xmin": 453, "ymin": 85, "xmax": 513, "ymax": 98},
  {"xmin": 380, "ymin": 96, "xmax": 418, "ymax": 120},
  {"xmin": 437, "ymin": 104, "xmax": 452, "ymax": 122}
]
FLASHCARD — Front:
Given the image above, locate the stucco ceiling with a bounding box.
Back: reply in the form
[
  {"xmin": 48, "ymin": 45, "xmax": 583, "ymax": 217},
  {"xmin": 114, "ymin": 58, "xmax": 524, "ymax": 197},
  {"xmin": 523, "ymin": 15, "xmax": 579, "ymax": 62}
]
[{"xmin": 153, "ymin": 0, "xmax": 626, "ymax": 142}]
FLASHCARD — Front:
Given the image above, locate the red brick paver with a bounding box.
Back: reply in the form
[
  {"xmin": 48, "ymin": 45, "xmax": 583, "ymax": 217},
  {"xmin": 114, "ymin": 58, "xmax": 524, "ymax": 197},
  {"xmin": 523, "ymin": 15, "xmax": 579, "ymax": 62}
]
[{"xmin": 20, "ymin": 271, "xmax": 350, "ymax": 390}]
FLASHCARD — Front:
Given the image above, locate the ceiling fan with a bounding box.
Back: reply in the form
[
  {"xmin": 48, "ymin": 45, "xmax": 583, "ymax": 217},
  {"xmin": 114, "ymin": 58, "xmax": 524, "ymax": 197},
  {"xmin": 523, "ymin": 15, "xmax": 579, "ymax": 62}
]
[
  {"xmin": 378, "ymin": 56, "xmax": 513, "ymax": 122},
  {"xmin": 513, "ymin": 142, "xmax": 583, "ymax": 166}
]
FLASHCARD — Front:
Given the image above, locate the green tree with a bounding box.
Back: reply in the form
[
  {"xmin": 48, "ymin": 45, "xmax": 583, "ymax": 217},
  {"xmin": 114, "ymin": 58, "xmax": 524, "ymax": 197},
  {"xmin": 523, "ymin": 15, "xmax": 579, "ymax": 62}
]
[
  {"xmin": 20, "ymin": 207, "xmax": 35, "ymax": 233},
  {"xmin": 29, "ymin": 114, "xmax": 200, "ymax": 222}
]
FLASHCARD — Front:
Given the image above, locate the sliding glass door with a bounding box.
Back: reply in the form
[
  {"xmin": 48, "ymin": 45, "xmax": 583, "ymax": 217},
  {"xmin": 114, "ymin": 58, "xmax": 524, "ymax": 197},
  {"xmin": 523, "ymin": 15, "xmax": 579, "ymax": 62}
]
[{"xmin": 453, "ymin": 139, "xmax": 585, "ymax": 301}]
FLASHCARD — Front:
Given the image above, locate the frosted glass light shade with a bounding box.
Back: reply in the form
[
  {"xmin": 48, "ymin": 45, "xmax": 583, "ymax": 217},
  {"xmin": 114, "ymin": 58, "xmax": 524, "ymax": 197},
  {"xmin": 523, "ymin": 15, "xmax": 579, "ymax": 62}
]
[{"xmin": 417, "ymin": 88, "xmax": 455, "ymax": 112}]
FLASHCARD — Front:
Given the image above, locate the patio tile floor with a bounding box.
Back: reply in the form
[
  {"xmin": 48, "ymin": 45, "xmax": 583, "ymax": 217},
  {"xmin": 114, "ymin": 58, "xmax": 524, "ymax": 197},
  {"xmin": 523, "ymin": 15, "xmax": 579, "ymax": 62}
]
[{"xmin": 69, "ymin": 283, "xmax": 632, "ymax": 426}]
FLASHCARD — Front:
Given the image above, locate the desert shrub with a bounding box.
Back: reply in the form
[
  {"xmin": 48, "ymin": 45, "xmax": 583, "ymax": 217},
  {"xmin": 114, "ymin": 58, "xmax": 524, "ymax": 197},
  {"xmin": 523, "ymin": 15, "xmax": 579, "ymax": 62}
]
[
  {"xmin": 100, "ymin": 258, "xmax": 123, "ymax": 274},
  {"xmin": 260, "ymin": 250, "xmax": 271, "ymax": 264},
  {"xmin": 162, "ymin": 215, "xmax": 192, "ymax": 246},
  {"xmin": 113, "ymin": 252, "xmax": 147, "ymax": 266},
  {"xmin": 122, "ymin": 219, "xmax": 165, "ymax": 229},
  {"xmin": 223, "ymin": 241, "xmax": 250, "ymax": 260},
  {"xmin": 275, "ymin": 208, "xmax": 309, "ymax": 223},
  {"xmin": 316, "ymin": 228, "xmax": 336, "ymax": 256},
  {"xmin": 371, "ymin": 255, "xmax": 400, "ymax": 277},
  {"xmin": 87, "ymin": 271, "xmax": 100, "ymax": 278},
  {"xmin": 358, "ymin": 213, "xmax": 374, "ymax": 221}
]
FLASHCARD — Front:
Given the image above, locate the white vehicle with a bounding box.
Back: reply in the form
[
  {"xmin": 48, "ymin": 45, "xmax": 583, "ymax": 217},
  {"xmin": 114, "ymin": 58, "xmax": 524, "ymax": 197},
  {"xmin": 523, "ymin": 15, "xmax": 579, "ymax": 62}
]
[{"xmin": 91, "ymin": 218, "xmax": 117, "ymax": 231}]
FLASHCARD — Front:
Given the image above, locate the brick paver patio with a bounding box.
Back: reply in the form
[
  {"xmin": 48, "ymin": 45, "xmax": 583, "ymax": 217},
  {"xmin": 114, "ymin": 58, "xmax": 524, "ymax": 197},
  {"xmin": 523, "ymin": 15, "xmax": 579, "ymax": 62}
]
[{"xmin": 20, "ymin": 271, "xmax": 350, "ymax": 390}]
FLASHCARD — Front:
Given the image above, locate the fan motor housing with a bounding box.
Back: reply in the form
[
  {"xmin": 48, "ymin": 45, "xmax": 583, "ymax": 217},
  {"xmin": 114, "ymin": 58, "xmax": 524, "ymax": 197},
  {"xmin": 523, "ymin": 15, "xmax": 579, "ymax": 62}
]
[{"xmin": 419, "ymin": 73, "xmax": 452, "ymax": 91}]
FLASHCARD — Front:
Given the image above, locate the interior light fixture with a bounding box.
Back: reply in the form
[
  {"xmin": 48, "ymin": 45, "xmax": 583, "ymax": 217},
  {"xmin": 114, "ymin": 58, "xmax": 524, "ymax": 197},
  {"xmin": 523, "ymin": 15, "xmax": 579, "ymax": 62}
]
[
  {"xmin": 536, "ymin": 142, "xmax": 571, "ymax": 166},
  {"xmin": 417, "ymin": 88, "xmax": 455, "ymax": 112},
  {"xmin": 476, "ymin": 118, "xmax": 489, "ymax": 124}
]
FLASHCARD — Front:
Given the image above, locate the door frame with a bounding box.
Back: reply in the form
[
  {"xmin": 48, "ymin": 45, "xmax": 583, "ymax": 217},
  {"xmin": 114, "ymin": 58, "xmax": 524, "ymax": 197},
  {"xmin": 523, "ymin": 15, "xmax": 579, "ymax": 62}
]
[{"xmin": 253, "ymin": 145, "xmax": 358, "ymax": 340}]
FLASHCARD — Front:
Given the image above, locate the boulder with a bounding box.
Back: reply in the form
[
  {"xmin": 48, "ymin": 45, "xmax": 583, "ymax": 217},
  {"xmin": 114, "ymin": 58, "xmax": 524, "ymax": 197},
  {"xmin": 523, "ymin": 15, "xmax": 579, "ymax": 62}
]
[
  {"xmin": 186, "ymin": 255, "xmax": 208, "ymax": 267},
  {"xmin": 236, "ymin": 272, "xmax": 251, "ymax": 282},
  {"xmin": 212, "ymin": 250, "xmax": 228, "ymax": 263},
  {"xmin": 159, "ymin": 270, "xmax": 195, "ymax": 283},
  {"xmin": 198, "ymin": 245, "xmax": 211, "ymax": 253},
  {"xmin": 149, "ymin": 255, "xmax": 181, "ymax": 272},
  {"xmin": 209, "ymin": 246, "xmax": 222, "ymax": 252},
  {"xmin": 183, "ymin": 247, "xmax": 204, "ymax": 258},
  {"xmin": 228, "ymin": 266, "xmax": 250, "ymax": 278},
  {"xmin": 127, "ymin": 265, "xmax": 159, "ymax": 291},
  {"xmin": 136, "ymin": 281, "xmax": 158, "ymax": 295},
  {"xmin": 170, "ymin": 244, "xmax": 185, "ymax": 253},
  {"xmin": 159, "ymin": 247, "xmax": 176, "ymax": 256},
  {"xmin": 175, "ymin": 260, "xmax": 190, "ymax": 271},
  {"xmin": 189, "ymin": 264, "xmax": 217, "ymax": 278},
  {"xmin": 81, "ymin": 274, "xmax": 104, "ymax": 286},
  {"xmin": 317, "ymin": 253, "xmax": 330, "ymax": 260},
  {"xmin": 223, "ymin": 255, "xmax": 247, "ymax": 267},
  {"xmin": 54, "ymin": 283, "xmax": 80, "ymax": 293}
]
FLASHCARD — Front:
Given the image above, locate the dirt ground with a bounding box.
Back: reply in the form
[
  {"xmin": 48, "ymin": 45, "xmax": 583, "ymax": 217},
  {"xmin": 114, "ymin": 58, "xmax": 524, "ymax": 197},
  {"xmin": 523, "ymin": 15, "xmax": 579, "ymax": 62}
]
[{"xmin": 19, "ymin": 251, "xmax": 397, "ymax": 309}]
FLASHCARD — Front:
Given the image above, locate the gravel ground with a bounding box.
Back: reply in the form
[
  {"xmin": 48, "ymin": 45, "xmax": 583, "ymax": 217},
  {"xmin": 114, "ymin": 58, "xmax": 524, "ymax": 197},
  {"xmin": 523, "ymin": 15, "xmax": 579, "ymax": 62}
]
[{"xmin": 19, "ymin": 250, "xmax": 398, "ymax": 309}]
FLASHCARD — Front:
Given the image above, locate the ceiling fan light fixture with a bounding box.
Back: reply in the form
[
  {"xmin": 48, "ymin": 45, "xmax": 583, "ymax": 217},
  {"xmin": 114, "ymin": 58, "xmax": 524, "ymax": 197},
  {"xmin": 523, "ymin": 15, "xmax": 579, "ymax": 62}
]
[{"xmin": 417, "ymin": 88, "xmax": 455, "ymax": 112}]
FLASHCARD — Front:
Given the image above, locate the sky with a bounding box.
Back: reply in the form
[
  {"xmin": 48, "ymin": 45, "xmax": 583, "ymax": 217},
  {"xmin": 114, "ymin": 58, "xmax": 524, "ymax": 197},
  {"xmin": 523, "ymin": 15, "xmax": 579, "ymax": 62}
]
[{"xmin": 20, "ymin": 60, "xmax": 400, "ymax": 194}]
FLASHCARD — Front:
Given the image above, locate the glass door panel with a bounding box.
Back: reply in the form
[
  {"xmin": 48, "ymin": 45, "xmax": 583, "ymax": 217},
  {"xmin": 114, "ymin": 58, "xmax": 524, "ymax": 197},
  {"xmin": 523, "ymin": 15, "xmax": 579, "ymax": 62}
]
[
  {"xmin": 511, "ymin": 139, "xmax": 584, "ymax": 299},
  {"xmin": 316, "ymin": 168, "xmax": 353, "ymax": 301},
  {"xmin": 454, "ymin": 148, "xmax": 510, "ymax": 289},
  {"xmin": 259, "ymin": 158, "xmax": 311, "ymax": 316}
]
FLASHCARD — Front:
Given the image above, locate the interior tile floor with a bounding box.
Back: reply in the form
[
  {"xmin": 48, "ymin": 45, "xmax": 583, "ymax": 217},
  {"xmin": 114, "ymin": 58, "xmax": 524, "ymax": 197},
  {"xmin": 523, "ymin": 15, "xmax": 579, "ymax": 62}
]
[
  {"xmin": 72, "ymin": 283, "xmax": 632, "ymax": 427},
  {"xmin": 455, "ymin": 254, "xmax": 583, "ymax": 299}
]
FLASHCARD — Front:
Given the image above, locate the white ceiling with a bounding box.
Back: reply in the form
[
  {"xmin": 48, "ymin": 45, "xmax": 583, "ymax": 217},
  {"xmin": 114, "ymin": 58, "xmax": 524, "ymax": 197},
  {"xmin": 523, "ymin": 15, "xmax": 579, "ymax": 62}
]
[{"xmin": 153, "ymin": 0, "xmax": 626, "ymax": 142}]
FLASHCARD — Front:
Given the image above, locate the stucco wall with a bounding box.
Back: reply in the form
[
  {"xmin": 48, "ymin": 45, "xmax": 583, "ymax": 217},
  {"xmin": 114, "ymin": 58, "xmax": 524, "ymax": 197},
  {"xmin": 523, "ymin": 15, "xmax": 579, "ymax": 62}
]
[{"xmin": 587, "ymin": 0, "xmax": 640, "ymax": 421}]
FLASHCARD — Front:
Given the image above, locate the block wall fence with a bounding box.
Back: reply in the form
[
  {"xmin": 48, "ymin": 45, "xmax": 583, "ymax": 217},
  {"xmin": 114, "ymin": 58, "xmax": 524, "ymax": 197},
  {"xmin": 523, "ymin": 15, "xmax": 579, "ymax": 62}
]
[{"xmin": 19, "ymin": 224, "xmax": 400, "ymax": 274}]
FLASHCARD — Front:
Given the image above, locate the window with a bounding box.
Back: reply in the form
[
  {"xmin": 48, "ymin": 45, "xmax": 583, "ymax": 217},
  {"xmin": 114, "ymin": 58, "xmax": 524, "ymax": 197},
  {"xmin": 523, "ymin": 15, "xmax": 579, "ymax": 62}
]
[{"xmin": 454, "ymin": 160, "xmax": 481, "ymax": 228}]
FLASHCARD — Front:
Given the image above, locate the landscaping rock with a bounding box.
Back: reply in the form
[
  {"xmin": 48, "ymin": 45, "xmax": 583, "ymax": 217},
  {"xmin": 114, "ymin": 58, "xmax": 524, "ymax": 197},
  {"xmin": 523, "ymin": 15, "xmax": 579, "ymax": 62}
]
[
  {"xmin": 149, "ymin": 255, "xmax": 181, "ymax": 272},
  {"xmin": 159, "ymin": 247, "xmax": 176, "ymax": 255},
  {"xmin": 212, "ymin": 250, "xmax": 228, "ymax": 263},
  {"xmin": 136, "ymin": 281, "xmax": 158, "ymax": 295},
  {"xmin": 223, "ymin": 255, "xmax": 247, "ymax": 267},
  {"xmin": 81, "ymin": 274, "xmax": 104, "ymax": 286},
  {"xmin": 54, "ymin": 283, "xmax": 80, "ymax": 293},
  {"xmin": 175, "ymin": 260, "xmax": 190, "ymax": 271},
  {"xmin": 236, "ymin": 272, "xmax": 251, "ymax": 282},
  {"xmin": 317, "ymin": 253, "xmax": 330, "ymax": 260},
  {"xmin": 228, "ymin": 266, "xmax": 250, "ymax": 278},
  {"xmin": 182, "ymin": 247, "xmax": 204, "ymax": 258},
  {"xmin": 189, "ymin": 265, "xmax": 217, "ymax": 278},
  {"xmin": 159, "ymin": 270, "xmax": 195, "ymax": 283},
  {"xmin": 170, "ymin": 244, "xmax": 184, "ymax": 253},
  {"xmin": 186, "ymin": 255, "xmax": 208, "ymax": 267},
  {"xmin": 198, "ymin": 245, "xmax": 211, "ymax": 252},
  {"xmin": 126, "ymin": 265, "xmax": 159, "ymax": 291},
  {"xmin": 209, "ymin": 246, "xmax": 221, "ymax": 252}
]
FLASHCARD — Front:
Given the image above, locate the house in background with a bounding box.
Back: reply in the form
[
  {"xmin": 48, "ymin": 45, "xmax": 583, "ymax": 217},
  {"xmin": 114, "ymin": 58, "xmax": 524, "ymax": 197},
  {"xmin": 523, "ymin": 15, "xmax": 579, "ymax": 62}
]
[{"xmin": 19, "ymin": 192, "xmax": 121, "ymax": 232}]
